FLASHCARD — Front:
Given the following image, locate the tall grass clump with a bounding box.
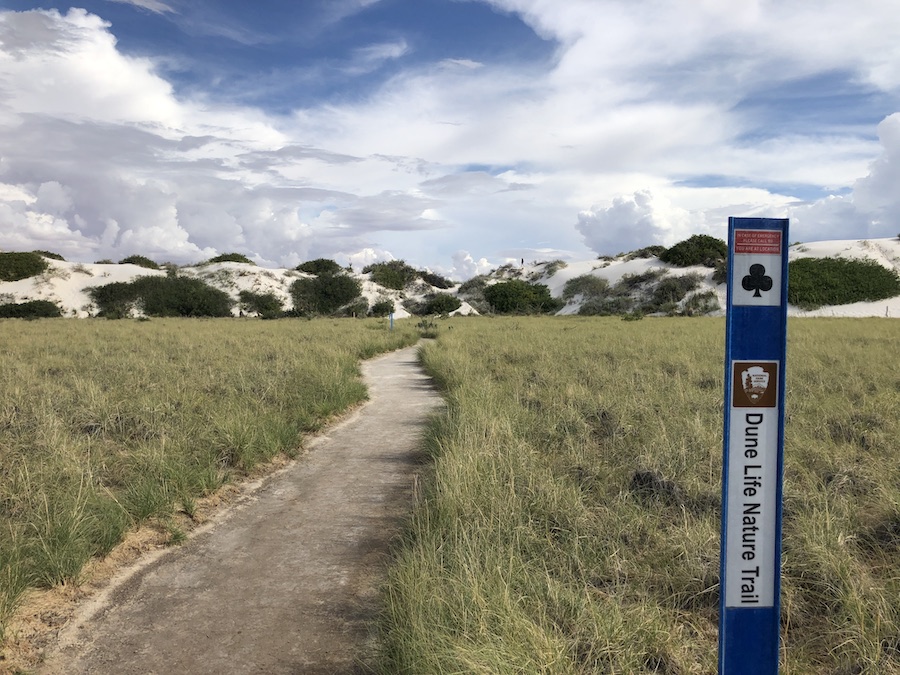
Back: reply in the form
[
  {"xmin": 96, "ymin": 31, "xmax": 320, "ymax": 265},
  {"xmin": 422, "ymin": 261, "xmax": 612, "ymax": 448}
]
[
  {"xmin": 380, "ymin": 316, "xmax": 900, "ymax": 674},
  {"xmin": 0, "ymin": 318, "xmax": 419, "ymax": 640}
]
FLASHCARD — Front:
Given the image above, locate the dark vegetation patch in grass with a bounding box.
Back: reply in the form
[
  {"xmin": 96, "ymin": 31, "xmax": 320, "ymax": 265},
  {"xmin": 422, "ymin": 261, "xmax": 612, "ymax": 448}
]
[{"xmin": 0, "ymin": 300, "xmax": 63, "ymax": 319}]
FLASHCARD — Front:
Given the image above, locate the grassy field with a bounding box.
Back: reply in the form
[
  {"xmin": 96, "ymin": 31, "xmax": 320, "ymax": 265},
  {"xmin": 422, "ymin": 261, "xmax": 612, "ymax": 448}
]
[
  {"xmin": 380, "ymin": 316, "xmax": 900, "ymax": 674},
  {"xmin": 0, "ymin": 317, "xmax": 418, "ymax": 641}
]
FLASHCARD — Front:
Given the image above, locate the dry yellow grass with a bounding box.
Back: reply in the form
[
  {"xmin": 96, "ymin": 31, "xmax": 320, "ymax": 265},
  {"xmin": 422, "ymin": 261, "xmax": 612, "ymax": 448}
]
[{"xmin": 381, "ymin": 316, "xmax": 899, "ymax": 674}]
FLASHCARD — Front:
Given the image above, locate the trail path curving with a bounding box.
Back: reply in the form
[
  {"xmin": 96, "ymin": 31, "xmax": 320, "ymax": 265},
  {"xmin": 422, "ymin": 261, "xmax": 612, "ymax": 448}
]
[{"xmin": 40, "ymin": 345, "xmax": 442, "ymax": 675}]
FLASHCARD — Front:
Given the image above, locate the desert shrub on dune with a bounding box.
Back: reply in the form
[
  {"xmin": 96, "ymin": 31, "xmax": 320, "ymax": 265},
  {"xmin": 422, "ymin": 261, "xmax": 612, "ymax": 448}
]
[
  {"xmin": 238, "ymin": 290, "xmax": 284, "ymax": 318},
  {"xmin": 290, "ymin": 274, "xmax": 362, "ymax": 316},
  {"xmin": 363, "ymin": 260, "xmax": 418, "ymax": 290},
  {"xmin": 483, "ymin": 280, "xmax": 562, "ymax": 314},
  {"xmin": 89, "ymin": 277, "xmax": 232, "ymax": 318},
  {"xmin": 788, "ymin": 257, "xmax": 900, "ymax": 309},
  {"xmin": 203, "ymin": 253, "xmax": 255, "ymax": 265},
  {"xmin": 660, "ymin": 234, "xmax": 727, "ymax": 267},
  {"xmin": 296, "ymin": 258, "xmax": 343, "ymax": 276},
  {"xmin": 0, "ymin": 252, "xmax": 48, "ymax": 282},
  {"xmin": 119, "ymin": 255, "xmax": 160, "ymax": 270}
]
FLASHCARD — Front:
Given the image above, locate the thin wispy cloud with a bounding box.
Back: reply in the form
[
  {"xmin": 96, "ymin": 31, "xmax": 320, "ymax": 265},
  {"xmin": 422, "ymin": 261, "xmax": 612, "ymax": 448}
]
[{"xmin": 105, "ymin": 0, "xmax": 175, "ymax": 14}]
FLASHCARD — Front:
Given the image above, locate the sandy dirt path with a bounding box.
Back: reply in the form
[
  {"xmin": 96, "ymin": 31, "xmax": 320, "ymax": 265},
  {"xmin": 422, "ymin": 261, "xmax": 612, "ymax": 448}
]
[{"xmin": 39, "ymin": 345, "xmax": 442, "ymax": 675}]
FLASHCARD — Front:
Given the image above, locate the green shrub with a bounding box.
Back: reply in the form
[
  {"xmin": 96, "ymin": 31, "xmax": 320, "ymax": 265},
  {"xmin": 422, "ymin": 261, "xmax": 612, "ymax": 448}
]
[
  {"xmin": 483, "ymin": 280, "xmax": 562, "ymax": 314},
  {"xmin": 238, "ymin": 290, "xmax": 283, "ymax": 318},
  {"xmin": 87, "ymin": 281, "xmax": 138, "ymax": 318},
  {"xmin": 660, "ymin": 234, "xmax": 727, "ymax": 268},
  {"xmin": 416, "ymin": 318, "xmax": 439, "ymax": 338},
  {"xmin": 624, "ymin": 245, "xmax": 667, "ymax": 261},
  {"xmin": 0, "ymin": 252, "xmax": 48, "ymax": 282},
  {"xmin": 542, "ymin": 260, "xmax": 568, "ymax": 277},
  {"xmin": 616, "ymin": 269, "xmax": 666, "ymax": 291},
  {"xmin": 369, "ymin": 298, "xmax": 395, "ymax": 317},
  {"xmin": 290, "ymin": 274, "xmax": 362, "ymax": 315},
  {"xmin": 681, "ymin": 290, "xmax": 720, "ymax": 316},
  {"xmin": 89, "ymin": 277, "xmax": 233, "ymax": 318},
  {"xmin": 33, "ymin": 250, "xmax": 66, "ymax": 261},
  {"xmin": 562, "ymin": 275, "xmax": 609, "ymax": 300},
  {"xmin": 458, "ymin": 275, "xmax": 488, "ymax": 296},
  {"xmin": 135, "ymin": 277, "xmax": 233, "ymax": 317},
  {"xmin": 95, "ymin": 259, "xmax": 114, "ymax": 265},
  {"xmin": 119, "ymin": 255, "xmax": 160, "ymax": 270},
  {"xmin": 578, "ymin": 296, "xmax": 633, "ymax": 316},
  {"xmin": 646, "ymin": 273, "xmax": 702, "ymax": 311},
  {"xmin": 420, "ymin": 293, "xmax": 462, "ymax": 315},
  {"xmin": 788, "ymin": 257, "xmax": 900, "ymax": 310},
  {"xmin": 420, "ymin": 271, "xmax": 455, "ymax": 289},
  {"xmin": 203, "ymin": 253, "xmax": 255, "ymax": 265},
  {"xmin": 336, "ymin": 297, "xmax": 369, "ymax": 318},
  {"xmin": 0, "ymin": 300, "xmax": 63, "ymax": 319},
  {"xmin": 296, "ymin": 258, "xmax": 343, "ymax": 276},
  {"xmin": 363, "ymin": 260, "xmax": 418, "ymax": 290}
]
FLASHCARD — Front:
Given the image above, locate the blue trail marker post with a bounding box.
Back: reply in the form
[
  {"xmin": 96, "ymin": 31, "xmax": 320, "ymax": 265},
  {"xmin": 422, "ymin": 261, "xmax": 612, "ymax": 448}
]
[{"xmin": 719, "ymin": 217, "xmax": 789, "ymax": 674}]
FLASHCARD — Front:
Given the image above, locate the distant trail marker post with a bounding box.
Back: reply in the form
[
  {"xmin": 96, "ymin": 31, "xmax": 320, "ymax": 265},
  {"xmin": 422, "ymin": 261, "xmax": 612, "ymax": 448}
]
[{"xmin": 719, "ymin": 217, "xmax": 789, "ymax": 674}]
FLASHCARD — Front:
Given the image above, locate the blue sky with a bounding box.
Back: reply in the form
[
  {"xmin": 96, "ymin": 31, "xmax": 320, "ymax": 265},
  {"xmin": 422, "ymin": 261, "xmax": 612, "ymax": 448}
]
[{"xmin": 1, "ymin": 0, "xmax": 899, "ymax": 276}]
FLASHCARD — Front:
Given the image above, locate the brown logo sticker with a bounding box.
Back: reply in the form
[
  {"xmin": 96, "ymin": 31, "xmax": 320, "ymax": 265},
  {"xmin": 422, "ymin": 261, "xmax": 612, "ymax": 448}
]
[{"xmin": 733, "ymin": 361, "xmax": 778, "ymax": 408}]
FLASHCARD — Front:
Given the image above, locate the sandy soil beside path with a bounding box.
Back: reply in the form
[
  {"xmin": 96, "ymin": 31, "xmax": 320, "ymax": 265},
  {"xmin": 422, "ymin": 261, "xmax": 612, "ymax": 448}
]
[{"xmin": 35, "ymin": 344, "xmax": 442, "ymax": 675}]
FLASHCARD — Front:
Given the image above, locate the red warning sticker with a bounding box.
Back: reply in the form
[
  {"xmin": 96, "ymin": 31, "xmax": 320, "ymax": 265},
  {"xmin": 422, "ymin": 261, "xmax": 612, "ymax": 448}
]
[{"xmin": 734, "ymin": 230, "xmax": 782, "ymax": 255}]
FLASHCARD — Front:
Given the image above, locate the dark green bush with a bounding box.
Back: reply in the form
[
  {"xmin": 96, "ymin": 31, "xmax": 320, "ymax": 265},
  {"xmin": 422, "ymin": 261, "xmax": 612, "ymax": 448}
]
[
  {"xmin": 788, "ymin": 257, "xmax": 900, "ymax": 310},
  {"xmin": 133, "ymin": 277, "xmax": 233, "ymax": 317},
  {"xmin": 616, "ymin": 269, "xmax": 666, "ymax": 291},
  {"xmin": 458, "ymin": 275, "xmax": 488, "ymax": 296},
  {"xmin": 369, "ymin": 299, "xmax": 395, "ymax": 317},
  {"xmin": 238, "ymin": 290, "xmax": 283, "ymax": 318},
  {"xmin": 296, "ymin": 258, "xmax": 343, "ymax": 276},
  {"xmin": 95, "ymin": 259, "xmax": 114, "ymax": 265},
  {"xmin": 88, "ymin": 277, "xmax": 233, "ymax": 318},
  {"xmin": 419, "ymin": 293, "xmax": 462, "ymax": 315},
  {"xmin": 203, "ymin": 253, "xmax": 255, "ymax": 265},
  {"xmin": 33, "ymin": 250, "xmax": 66, "ymax": 261},
  {"xmin": 562, "ymin": 275, "xmax": 609, "ymax": 300},
  {"xmin": 578, "ymin": 296, "xmax": 633, "ymax": 316},
  {"xmin": 363, "ymin": 260, "xmax": 418, "ymax": 290},
  {"xmin": 646, "ymin": 273, "xmax": 702, "ymax": 310},
  {"xmin": 336, "ymin": 297, "xmax": 369, "ymax": 318},
  {"xmin": 0, "ymin": 300, "xmax": 62, "ymax": 319},
  {"xmin": 624, "ymin": 245, "xmax": 667, "ymax": 261},
  {"xmin": 483, "ymin": 280, "xmax": 562, "ymax": 314},
  {"xmin": 87, "ymin": 281, "xmax": 138, "ymax": 318},
  {"xmin": 290, "ymin": 274, "xmax": 362, "ymax": 315},
  {"xmin": 0, "ymin": 252, "xmax": 48, "ymax": 281},
  {"xmin": 660, "ymin": 235, "xmax": 727, "ymax": 268},
  {"xmin": 420, "ymin": 271, "xmax": 455, "ymax": 289},
  {"xmin": 119, "ymin": 255, "xmax": 160, "ymax": 270}
]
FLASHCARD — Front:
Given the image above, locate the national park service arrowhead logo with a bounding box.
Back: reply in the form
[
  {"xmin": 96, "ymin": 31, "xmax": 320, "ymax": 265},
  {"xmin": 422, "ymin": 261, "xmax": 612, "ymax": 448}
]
[
  {"xmin": 732, "ymin": 361, "xmax": 778, "ymax": 408},
  {"xmin": 742, "ymin": 366, "xmax": 769, "ymax": 402}
]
